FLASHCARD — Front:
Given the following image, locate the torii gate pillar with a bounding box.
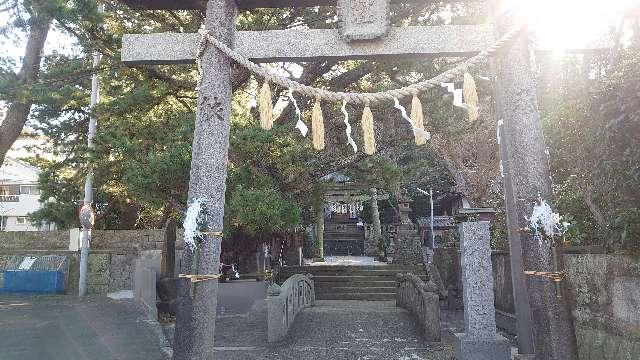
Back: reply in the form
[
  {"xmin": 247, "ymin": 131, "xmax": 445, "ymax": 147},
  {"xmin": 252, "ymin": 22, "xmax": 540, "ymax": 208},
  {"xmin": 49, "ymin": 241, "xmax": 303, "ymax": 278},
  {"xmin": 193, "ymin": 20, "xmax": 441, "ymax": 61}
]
[
  {"xmin": 172, "ymin": 1, "xmax": 237, "ymax": 359},
  {"xmin": 492, "ymin": 2, "xmax": 578, "ymax": 359}
]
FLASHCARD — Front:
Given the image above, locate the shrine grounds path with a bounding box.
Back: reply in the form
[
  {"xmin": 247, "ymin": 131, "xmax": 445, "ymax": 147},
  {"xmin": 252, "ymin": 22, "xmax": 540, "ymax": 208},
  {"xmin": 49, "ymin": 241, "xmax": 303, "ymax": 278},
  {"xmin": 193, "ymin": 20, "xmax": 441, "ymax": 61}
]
[{"xmin": 208, "ymin": 300, "xmax": 457, "ymax": 360}]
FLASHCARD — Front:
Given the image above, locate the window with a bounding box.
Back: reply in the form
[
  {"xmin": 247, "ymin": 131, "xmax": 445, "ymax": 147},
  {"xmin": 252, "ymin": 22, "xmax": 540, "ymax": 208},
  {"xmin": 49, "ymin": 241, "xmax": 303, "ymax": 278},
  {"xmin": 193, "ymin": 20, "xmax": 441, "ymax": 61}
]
[
  {"xmin": 16, "ymin": 217, "xmax": 27, "ymax": 225},
  {"xmin": 0, "ymin": 217, "xmax": 6, "ymax": 231},
  {"xmin": 19, "ymin": 185, "xmax": 40, "ymax": 195},
  {"xmin": 0, "ymin": 186, "xmax": 9, "ymax": 195}
]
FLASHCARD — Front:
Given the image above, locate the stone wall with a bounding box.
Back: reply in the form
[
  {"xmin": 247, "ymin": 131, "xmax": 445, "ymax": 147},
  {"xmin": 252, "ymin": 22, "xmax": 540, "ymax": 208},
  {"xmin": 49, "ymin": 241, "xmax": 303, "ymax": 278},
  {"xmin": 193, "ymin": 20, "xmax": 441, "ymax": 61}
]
[
  {"xmin": 0, "ymin": 229, "xmax": 174, "ymax": 295},
  {"xmin": 91, "ymin": 230, "xmax": 166, "ymax": 250},
  {"xmin": 431, "ymin": 248, "xmax": 515, "ymax": 314},
  {"xmin": 0, "ymin": 231, "xmax": 69, "ymax": 250},
  {"xmin": 0, "ymin": 229, "xmax": 168, "ymax": 251},
  {"xmin": 0, "ymin": 250, "xmax": 143, "ymax": 295},
  {"xmin": 391, "ymin": 225, "xmax": 423, "ymax": 265},
  {"xmin": 564, "ymin": 254, "xmax": 640, "ymax": 360},
  {"xmin": 433, "ymin": 247, "xmax": 460, "ymax": 293},
  {"xmin": 491, "ymin": 251, "xmax": 514, "ymax": 314}
]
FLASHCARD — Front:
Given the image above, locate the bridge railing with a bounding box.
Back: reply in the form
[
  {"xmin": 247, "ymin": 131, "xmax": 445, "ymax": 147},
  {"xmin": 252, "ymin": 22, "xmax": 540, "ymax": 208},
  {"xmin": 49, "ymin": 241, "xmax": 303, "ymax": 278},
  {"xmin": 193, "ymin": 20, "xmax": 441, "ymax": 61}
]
[
  {"xmin": 266, "ymin": 273, "xmax": 315, "ymax": 343},
  {"xmin": 396, "ymin": 273, "xmax": 441, "ymax": 342}
]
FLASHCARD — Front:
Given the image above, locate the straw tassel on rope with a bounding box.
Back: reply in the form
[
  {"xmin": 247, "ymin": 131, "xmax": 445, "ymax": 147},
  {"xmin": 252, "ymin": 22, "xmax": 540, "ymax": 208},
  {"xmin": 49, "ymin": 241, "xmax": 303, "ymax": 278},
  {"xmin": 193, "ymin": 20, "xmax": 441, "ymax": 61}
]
[
  {"xmin": 361, "ymin": 103, "xmax": 376, "ymax": 155},
  {"xmin": 463, "ymin": 73, "xmax": 479, "ymax": 122},
  {"xmin": 410, "ymin": 95, "xmax": 427, "ymax": 145},
  {"xmin": 311, "ymin": 98, "xmax": 325, "ymax": 151},
  {"xmin": 259, "ymin": 82, "xmax": 274, "ymax": 130}
]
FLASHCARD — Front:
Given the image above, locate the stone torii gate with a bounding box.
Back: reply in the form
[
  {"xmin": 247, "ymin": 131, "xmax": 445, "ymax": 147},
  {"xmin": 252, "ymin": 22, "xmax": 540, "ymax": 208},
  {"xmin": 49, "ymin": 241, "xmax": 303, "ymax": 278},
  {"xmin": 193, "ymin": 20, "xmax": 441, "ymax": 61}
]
[{"xmin": 119, "ymin": 1, "xmax": 610, "ymax": 359}]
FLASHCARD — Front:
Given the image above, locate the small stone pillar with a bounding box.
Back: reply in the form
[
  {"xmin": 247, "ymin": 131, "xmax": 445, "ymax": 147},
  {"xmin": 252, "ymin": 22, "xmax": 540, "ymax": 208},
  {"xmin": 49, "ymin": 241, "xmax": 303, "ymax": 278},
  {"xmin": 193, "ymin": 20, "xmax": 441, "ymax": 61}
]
[
  {"xmin": 455, "ymin": 221, "xmax": 510, "ymax": 360},
  {"xmin": 367, "ymin": 188, "xmax": 383, "ymax": 257}
]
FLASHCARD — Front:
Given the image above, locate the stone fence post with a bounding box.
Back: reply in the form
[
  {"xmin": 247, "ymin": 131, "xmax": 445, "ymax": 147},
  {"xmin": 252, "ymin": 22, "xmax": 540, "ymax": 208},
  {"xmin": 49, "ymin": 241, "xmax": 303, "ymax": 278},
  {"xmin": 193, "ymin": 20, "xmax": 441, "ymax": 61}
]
[{"xmin": 454, "ymin": 221, "xmax": 510, "ymax": 360}]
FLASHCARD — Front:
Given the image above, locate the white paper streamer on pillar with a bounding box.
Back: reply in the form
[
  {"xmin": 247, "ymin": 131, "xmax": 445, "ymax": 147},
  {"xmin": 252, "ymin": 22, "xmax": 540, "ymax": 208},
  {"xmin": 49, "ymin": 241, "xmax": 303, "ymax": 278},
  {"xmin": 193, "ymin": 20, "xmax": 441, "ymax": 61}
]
[
  {"xmin": 393, "ymin": 98, "xmax": 431, "ymax": 140},
  {"xmin": 497, "ymin": 119, "xmax": 504, "ymax": 145},
  {"xmin": 288, "ymin": 88, "xmax": 308, "ymax": 137},
  {"xmin": 341, "ymin": 100, "xmax": 358, "ymax": 153}
]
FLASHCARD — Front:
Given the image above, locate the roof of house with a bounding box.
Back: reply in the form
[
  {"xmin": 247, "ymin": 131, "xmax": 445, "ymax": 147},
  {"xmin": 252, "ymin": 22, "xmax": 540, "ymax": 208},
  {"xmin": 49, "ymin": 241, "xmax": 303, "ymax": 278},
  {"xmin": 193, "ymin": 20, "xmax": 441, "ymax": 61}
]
[{"xmin": 0, "ymin": 157, "xmax": 41, "ymax": 184}]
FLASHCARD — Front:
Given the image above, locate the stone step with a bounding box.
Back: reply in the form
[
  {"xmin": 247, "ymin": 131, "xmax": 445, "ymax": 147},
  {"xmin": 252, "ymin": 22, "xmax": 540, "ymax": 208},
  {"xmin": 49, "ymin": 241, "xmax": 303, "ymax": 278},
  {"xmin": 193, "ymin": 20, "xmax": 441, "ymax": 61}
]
[
  {"xmin": 314, "ymin": 280, "xmax": 397, "ymax": 288},
  {"xmin": 315, "ymin": 286, "xmax": 396, "ymax": 294},
  {"xmin": 324, "ymin": 237, "xmax": 364, "ymax": 241},
  {"xmin": 308, "ymin": 275, "xmax": 428, "ymax": 283},
  {"xmin": 316, "ymin": 292, "xmax": 396, "ymax": 301},
  {"xmin": 282, "ymin": 269, "xmax": 425, "ymax": 277},
  {"xmin": 324, "ymin": 230, "xmax": 364, "ymax": 235},
  {"xmin": 283, "ymin": 265, "xmax": 425, "ymax": 272}
]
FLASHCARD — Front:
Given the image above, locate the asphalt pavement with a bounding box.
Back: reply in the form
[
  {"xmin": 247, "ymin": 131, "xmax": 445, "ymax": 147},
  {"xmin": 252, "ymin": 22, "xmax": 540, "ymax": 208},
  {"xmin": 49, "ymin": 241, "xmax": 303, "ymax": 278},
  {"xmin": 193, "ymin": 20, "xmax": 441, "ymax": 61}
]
[{"xmin": 0, "ymin": 295, "xmax": 170, "ymax": 360}]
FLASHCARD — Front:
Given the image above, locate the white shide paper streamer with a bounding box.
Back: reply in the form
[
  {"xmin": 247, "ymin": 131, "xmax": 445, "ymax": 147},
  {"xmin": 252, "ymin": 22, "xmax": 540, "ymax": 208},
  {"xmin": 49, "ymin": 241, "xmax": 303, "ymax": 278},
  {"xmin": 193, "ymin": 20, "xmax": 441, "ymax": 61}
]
[
  {"xmin": 393, "ymin": 98, "xmax": 431, "ymax": 141},
  {"xmin": 183, "ymin": 198, "xmax": 206, "ymax": 249},
  {"xmin": 440, "ymin": 82, "xmax": 477, "ymax": 112},
  {"xmin": 341, "ymin": 100, "xmax": 358, "ymax": 153},
  {"xmin": 529, "ymin": 197, "xmax": 570, "ymax": 245},
  {"xmin": 288, "ymin": 88, "xmax": 308, "ymax": 137}
]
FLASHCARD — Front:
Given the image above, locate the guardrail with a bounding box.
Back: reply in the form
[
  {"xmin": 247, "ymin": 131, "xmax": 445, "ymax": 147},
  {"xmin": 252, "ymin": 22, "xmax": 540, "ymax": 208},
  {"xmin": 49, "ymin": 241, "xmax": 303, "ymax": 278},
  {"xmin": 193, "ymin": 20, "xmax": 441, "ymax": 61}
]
[
  {"xmin": 396, "ymin": 273, "xmax": 441, "ymax": 342},
  {"xmin": 266, "ymin": 273, "xmax": 315, "ymax": 343}
]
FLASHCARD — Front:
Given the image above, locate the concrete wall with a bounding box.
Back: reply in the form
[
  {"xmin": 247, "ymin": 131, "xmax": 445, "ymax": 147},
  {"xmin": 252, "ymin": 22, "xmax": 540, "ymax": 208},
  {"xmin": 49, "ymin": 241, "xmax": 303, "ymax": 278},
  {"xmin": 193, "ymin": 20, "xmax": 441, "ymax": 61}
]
[{"xmin": 564, "ymin": 254, "xmax": 640, "ymax": 360}]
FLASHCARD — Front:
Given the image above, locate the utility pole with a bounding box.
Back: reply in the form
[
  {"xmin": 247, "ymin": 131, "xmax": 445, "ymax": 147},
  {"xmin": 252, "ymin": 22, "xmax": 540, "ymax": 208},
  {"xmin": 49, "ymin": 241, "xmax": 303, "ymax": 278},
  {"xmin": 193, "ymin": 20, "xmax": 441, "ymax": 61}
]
[{"xmin": 79, "ymin": 4, "xmax": 103, "ymax": 297}]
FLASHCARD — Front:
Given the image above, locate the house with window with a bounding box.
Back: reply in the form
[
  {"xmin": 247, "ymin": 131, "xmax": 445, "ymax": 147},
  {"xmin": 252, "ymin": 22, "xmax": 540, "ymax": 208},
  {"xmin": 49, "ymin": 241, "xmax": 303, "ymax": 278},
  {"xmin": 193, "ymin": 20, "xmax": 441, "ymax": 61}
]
[{"xmin": 0, "ymin": 157, "xmax": 55, "ymax": 231}]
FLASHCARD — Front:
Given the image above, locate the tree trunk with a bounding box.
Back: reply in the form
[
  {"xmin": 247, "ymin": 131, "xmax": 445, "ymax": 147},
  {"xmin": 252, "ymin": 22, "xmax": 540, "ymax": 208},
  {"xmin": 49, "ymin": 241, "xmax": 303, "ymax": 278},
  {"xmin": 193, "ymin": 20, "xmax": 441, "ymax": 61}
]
[{"xmin": 0, "ymin": 13, "xmax": 52, "ymax": 165}]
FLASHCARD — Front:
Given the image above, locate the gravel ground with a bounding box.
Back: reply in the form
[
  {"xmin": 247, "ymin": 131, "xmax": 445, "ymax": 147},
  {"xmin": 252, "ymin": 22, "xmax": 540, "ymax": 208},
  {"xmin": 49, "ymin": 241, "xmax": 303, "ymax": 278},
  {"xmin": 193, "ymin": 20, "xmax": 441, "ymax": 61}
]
[{"xmin": 212, "ymin": 300, "xmax": 455, "ymax": 360}]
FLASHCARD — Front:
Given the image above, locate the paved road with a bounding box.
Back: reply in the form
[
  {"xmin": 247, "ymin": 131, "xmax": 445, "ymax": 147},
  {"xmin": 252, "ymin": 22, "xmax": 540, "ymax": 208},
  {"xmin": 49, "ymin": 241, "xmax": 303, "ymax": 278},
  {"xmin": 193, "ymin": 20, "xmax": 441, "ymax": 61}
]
[{"xmin": 0, "ymin": 295, "xmax": 170, "ymax": 360}]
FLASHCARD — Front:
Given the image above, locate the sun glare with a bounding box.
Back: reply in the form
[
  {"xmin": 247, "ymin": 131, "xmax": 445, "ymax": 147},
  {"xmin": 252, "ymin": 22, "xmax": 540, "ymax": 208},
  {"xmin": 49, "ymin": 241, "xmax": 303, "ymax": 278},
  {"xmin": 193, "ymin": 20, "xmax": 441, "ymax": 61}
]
[{"xmin": 503, "ymin": 0, "xmax": 636, "ymax": 51}]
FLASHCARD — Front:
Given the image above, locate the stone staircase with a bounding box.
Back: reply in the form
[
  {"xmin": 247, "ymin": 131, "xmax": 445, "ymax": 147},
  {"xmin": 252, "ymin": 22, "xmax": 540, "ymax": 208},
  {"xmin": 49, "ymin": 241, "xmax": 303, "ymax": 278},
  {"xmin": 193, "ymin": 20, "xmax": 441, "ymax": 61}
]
[{"xmin": 278, "ymin": 264, "xmax": 428, "ymax": 300}]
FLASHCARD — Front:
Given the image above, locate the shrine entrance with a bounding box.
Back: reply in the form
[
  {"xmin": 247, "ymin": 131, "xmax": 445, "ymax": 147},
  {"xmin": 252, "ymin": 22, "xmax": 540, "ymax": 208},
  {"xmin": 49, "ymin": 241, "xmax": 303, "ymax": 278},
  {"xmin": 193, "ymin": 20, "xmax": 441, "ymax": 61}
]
[{"xmin": 321, "ymin": 173, "xmax": 368, "ymax": 256}]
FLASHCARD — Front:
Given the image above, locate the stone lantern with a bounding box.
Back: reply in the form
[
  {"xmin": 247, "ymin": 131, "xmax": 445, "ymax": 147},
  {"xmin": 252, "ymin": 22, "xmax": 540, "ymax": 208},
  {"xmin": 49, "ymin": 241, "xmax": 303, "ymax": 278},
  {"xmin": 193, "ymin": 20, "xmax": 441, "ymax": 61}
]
[{"xmin": 397, "ymin": 194, "xmax": 414, "ymax": 225}]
